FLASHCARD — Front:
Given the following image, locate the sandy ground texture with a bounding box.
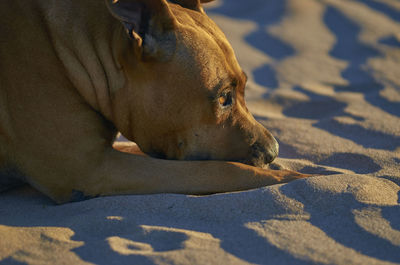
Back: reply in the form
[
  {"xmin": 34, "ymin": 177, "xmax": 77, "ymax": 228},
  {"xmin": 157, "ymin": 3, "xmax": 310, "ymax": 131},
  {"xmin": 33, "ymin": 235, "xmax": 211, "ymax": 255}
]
[{"xmin": 1, "ymin": 0, "xmax": 400, "ymax": 264}]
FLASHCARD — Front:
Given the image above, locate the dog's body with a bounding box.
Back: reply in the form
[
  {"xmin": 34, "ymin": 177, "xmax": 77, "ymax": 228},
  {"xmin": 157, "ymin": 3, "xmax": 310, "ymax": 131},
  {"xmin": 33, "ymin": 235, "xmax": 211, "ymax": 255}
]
[{"xmin": 0, "ymin": 0, "xmax": 308, "ymax": 203}]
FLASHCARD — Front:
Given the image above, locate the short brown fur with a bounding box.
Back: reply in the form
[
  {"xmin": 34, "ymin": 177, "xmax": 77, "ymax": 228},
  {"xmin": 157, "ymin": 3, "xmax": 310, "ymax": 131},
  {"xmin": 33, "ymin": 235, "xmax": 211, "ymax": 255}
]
[{"xmin": 0, "ymin": 0, "xmax": 309, "ymax": 203}]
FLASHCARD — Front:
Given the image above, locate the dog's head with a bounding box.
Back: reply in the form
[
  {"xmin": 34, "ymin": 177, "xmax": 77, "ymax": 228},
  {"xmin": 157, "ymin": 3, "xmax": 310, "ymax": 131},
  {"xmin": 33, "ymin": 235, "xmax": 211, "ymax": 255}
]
[{"xmin": 107, "ymin": 0, "xmax": 278, "ymax": 167}]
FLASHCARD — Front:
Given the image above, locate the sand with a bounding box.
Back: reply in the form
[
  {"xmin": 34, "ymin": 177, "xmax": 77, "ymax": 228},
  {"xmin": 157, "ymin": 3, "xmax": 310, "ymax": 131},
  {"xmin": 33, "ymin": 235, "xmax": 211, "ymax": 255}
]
[{"xmin": 1, "ymin": 0, "xmax": 400, "ymax": 264}]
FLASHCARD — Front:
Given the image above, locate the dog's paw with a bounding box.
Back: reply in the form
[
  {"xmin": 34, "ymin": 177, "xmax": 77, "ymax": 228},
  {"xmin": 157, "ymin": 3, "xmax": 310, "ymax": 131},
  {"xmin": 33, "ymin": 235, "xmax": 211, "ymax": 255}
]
[{"xmin": 275, "ymin": 169, "xmax": 313, "ymax": 183}]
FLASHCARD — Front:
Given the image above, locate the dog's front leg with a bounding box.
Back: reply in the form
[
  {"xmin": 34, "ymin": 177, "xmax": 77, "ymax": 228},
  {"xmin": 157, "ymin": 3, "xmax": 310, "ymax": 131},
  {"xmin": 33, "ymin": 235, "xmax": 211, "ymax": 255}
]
[{"xmin": 79, "ymin": 146, "xmax": 309, "ymax": 201}]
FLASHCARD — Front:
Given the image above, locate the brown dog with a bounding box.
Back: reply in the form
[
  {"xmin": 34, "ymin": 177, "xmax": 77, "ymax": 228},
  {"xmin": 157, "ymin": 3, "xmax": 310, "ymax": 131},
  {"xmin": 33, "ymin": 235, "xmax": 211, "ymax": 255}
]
[{"xmin": 0, "ymin": 0, "xmax": 308, "ymax": 203}]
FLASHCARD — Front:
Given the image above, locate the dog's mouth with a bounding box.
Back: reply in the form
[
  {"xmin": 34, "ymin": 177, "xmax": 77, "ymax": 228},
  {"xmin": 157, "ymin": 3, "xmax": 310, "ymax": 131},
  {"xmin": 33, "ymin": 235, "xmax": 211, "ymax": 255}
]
[
  {"xmin": 143, "ymin": 134, "xmax": 279, "ymax": 167},
  {"xmin": 146, "ymin": 150, "xmax": 168, "ymax": 160},
  {"xmin": 146, "ymin": 147, "xmax": 277, "ymax": 169}
]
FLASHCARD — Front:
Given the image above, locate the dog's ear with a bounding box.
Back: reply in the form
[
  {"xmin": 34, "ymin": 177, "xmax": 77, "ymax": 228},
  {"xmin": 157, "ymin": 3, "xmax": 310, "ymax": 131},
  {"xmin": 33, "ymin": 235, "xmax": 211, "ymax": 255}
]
[
  {"xmin": 106, "ymin": 0, "xmax": 177, "ymax": 61},
  {"xmin": 170, "ymin": 0, "xmax": 215, "ymax": 12}
]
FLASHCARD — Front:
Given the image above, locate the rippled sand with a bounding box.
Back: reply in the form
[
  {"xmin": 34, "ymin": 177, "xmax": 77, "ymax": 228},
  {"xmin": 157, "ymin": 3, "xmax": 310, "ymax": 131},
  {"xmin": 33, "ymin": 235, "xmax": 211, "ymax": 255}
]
[{"xmin": 1, "ymin": 0, "xmax": 399, "ymax": 264}]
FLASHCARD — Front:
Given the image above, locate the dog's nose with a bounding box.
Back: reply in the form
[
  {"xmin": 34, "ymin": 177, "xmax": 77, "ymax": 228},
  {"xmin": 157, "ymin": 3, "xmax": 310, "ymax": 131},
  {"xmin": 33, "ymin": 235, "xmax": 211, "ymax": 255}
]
[
  {"xmin": 264, "ymin": 137, "xmax": 279, "ymax": 164},
  {"xmin": 250, "ymin": 131, "xmax": 279, "ymax": 165}
]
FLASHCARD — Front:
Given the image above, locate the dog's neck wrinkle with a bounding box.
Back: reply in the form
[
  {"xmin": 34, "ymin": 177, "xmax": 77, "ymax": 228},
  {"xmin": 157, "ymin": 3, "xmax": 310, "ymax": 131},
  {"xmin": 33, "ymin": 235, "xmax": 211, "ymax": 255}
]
[
  {"xmin": 91, "ymin": 25, "xmax": 129, "ymax": 121},
  {"xmin": 41, "ymin": 1, "xmax": 128, "ymax": 122}
]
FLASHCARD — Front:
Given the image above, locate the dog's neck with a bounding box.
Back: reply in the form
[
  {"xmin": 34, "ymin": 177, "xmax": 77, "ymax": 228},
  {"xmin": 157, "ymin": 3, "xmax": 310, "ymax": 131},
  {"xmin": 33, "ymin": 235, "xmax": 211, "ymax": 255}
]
[{"xmin": 39, "ymin": 0, "xmax": 131, "ymax": 122}]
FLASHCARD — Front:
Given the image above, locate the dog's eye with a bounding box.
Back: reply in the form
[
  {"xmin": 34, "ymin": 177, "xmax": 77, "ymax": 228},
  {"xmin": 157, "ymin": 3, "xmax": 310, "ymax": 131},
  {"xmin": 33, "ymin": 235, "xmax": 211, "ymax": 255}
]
[{"xmin": 218, "ymin": 92, "xmax": 233, "ymax": 107}]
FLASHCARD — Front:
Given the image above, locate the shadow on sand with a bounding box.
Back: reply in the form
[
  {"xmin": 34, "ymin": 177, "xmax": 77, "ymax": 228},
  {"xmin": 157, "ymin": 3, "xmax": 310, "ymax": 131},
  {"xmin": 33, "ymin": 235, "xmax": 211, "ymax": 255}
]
[
  {"xmin": 1, "ymin": 178, "xmax": 399, "ymax": 265},
  {"xmin": 283, "ymin": 86, "xmax": 400, "ymax": 151},
  {"xmin": 324, "ymin": 6, "xmax": 400, "ymax": 117}
]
